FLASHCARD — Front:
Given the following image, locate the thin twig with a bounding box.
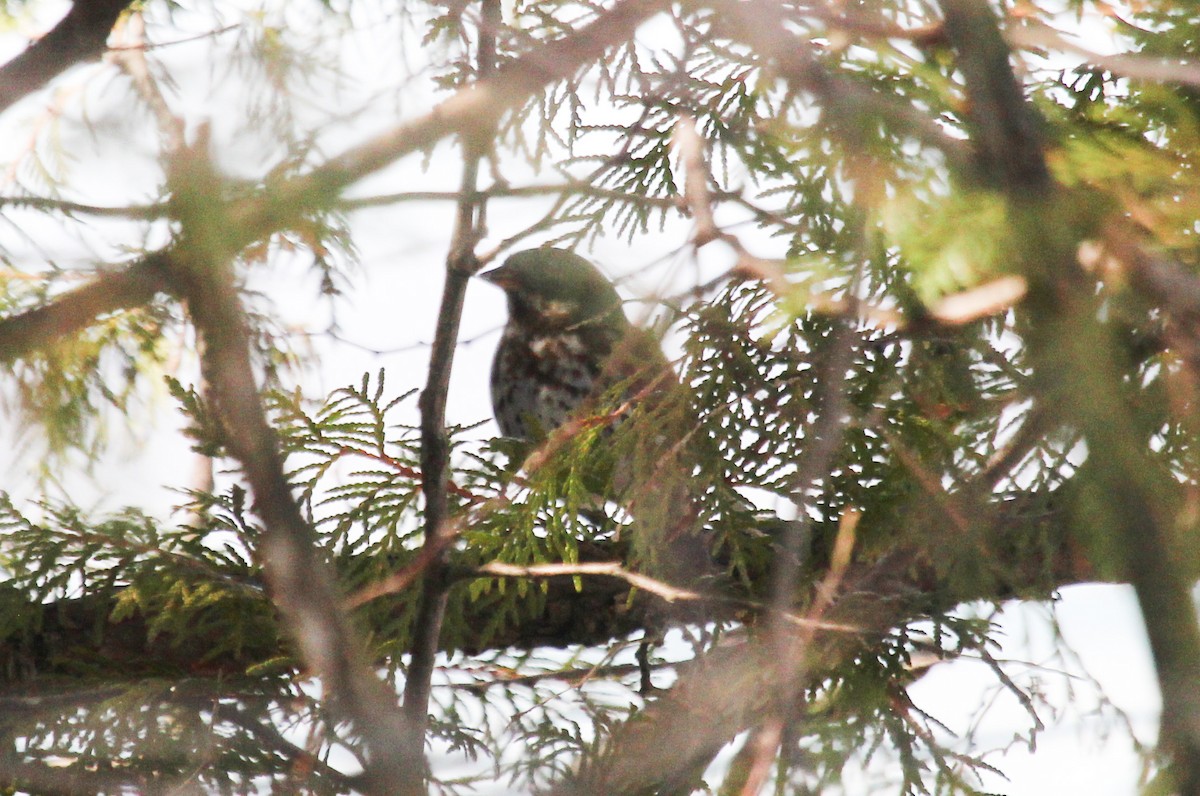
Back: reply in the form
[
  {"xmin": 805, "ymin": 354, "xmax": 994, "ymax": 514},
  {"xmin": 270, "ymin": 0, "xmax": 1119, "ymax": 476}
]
[
  {"xmin": 809, "ymin": 7, "xmax": 945, "ymax": 46},
  {"xmin": 108, "ymin": 12, "xmax": 186, "ymax": 152},
  {"xmin": 336, "ymin": 445, "xmax": 480, "ymax": 503},
  {"xmin": 673, "ymin": 115, "xmax": 719, "ymax": 246},
  {"xmin": 451, "ymin": 661, "xmax": 651, "ymax": 695},
  {"xmin": 476, "ymin": 560, "xmax": 862, "ymax": 633},
  {"xmin": 0, "ymin": 196, "xmax": 165, "ymax": 219},
  {"xmin": 399, "ymin": 1, "xmax": 502, "ymax": 788},
  {"xmin": 341, "ymin": 181, "xmax": 682, "ymax": 211},
  {"xmin": 767, "ymin": 283, "xmax": 859, "ymax": 622},
  {"xmin": 482, "ymin": 560, "xmax": 702, "ymax": 603},
  {"xmin": 111, "ymin": 9, "xmax": 218, "ymax": 524}
]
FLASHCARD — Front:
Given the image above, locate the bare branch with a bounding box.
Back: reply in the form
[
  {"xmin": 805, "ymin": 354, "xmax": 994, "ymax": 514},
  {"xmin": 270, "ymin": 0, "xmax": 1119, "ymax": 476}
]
[
  {"xmin": 929, "ymin": 275, "xmax": 1028, "ymax": 324},
  {"xmin": 0, "ymin": 253, "xmax": 171, "ymax": 364},
  {"xmin": 399, "ymin": 1, "xmax": 503, "ymax": 789},
  {"xmin": 673, "ymin": 115, "xmax": 719, "ymax": 246},
  {"xmin": 0, "ymin": 0, "xmax": 134, "ymax": 114},
  {"xmin": 1010, "ymin": 21, "xmax": 1200, "ymax": 88},
  {"xmin": 164, "ymin": 142, "xmax": 410, "ymax": 794},
  {"xmin": 1087, "ymin": 231, "xmax": 1200, "ymax": 321},
  {"xmin": 341, "ymin": 181, "xmax": 684, "ymax": 211},
  {"xmin": 939, "ymin": 0, "xmax": 1051, "ymax": 192},
  {"xmin": 0, "ymin": 196, "xmax": 164, "ymax": 219},
  {"xmin": 735, "ymin": 720, "xmax": 783, "ymax": 796},
  {"xmin": 109, "ymin": 11, "xmax": 186, "ymax": 152},
  {"xmin": 481, "ymin": 560, "xmax": 703, "ymax": 604}
]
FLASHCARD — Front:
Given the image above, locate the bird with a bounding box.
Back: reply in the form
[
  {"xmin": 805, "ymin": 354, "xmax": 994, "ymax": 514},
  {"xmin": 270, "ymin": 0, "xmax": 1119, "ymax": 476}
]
[
  {"xmin": 482, "ymin": 248, "xmax": 631, "ymax": 441},
  {"xmin": 480, "ymin": 247, "xmax": 714, "ymax": 586}
]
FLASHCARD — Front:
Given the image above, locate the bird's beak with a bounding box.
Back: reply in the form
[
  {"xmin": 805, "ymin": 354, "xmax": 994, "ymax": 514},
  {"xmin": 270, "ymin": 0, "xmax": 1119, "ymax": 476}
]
[{"xmin": 478, "ymin": 266, "xmax": 514, "ymax": 290}]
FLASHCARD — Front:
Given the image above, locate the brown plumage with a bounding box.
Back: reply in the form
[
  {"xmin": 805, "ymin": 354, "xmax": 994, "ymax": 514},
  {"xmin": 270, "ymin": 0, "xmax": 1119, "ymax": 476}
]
[{"xmin": 481, "ymin": 248, "xmax": 713, "ymax": 587}]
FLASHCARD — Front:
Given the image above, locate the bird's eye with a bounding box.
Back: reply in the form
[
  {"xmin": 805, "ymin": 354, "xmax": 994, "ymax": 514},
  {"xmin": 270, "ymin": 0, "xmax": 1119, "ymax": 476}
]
[{"xmin": 532, "ymin": 297, "xmax": 574, "ymax": 322}]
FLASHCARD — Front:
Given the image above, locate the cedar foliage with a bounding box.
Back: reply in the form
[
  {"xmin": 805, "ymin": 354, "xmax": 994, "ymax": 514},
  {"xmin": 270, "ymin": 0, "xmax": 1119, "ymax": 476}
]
[{"xmin": 0, "ymin": 0, "xmax": 1198, "ymax": 793}]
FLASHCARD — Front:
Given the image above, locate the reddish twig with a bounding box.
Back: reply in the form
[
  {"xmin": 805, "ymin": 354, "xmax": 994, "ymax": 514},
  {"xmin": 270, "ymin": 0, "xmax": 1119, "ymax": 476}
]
[{"xmin": 336, "ymin": 445, "xmax": 480, "ymax": 503}]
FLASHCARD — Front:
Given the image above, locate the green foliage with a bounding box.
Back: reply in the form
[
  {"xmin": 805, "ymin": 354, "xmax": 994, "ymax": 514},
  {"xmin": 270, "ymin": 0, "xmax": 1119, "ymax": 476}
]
[
  {"xmin": 1, "ymin": 0, "xmax": 1195, "ymax": 793},
  {"xmin": 6, "ymin": 297, "xmax": 175, "ymax": 464}
]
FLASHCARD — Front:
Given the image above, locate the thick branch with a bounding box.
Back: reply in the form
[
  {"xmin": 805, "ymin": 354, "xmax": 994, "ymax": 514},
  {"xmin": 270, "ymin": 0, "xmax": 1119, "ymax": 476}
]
[
  {"xmin": 164, "ymin": 139, "xmax": 410, "ymax": 793},
  {"xmin": 939, "ymin": 0, "xmax": 1050, "ymax": 193},
  {"xmin": 0, "ymin": 492, "xmax": 1097, "ymax": 686},
  {"xmin": 0, "ymin": 0, "xmax": 133, "ymax": 114},
  {"xmin": 0, "ymin": 253, "xmax": 171, "ymax": 363}
]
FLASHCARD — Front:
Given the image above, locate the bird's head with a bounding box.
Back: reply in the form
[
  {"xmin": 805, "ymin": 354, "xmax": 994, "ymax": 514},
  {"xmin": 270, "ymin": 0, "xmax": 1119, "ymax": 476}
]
[{"xmin": 480, "ymin": 248, "xmax": 625, "ymax": 332}]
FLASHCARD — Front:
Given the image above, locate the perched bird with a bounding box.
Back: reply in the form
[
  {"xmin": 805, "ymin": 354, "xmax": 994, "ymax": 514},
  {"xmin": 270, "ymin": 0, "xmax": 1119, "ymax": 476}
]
[
  {"xmin": 481, "ymin": 248, "xmax": 712, "ymax": 585},
  {"xmin": 482, "ymin": 248, "xmax": 636, "ymax": 442}
]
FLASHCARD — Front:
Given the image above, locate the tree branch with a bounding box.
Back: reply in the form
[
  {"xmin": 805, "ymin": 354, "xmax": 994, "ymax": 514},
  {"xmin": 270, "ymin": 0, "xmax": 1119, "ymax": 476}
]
[
  {"xmin": 939, "ymin": 0, "xmax": 1050, "ymax": 193},
  {"xmin": 0, "ymin": 0, "xmax": 674, "ymax": 372},
  {"xmin": 0, "ymin": 0, "xmax": 134, "ymax": 114},
  {"xmin": 0, "ymin": 253, "xmax": 171, "ymax": 364},
  {"xmin": 1009, "ymin": 21, "xmax": 1200, "ymax": 88},
  {"xmin": 0, "ymin": 195, "xmax": 164, "ymax": 218},
  {"xmin": 399, "ymin": 2, "xmax": 502, "ymax": 790},
  {"xmin": 227, "ymin": 0, "xmax": 673, "ymax": 246},
  {"xmin": 940, "ymin": 0, "xmax": 1200, "ymax": 788},
  {"xmin": 0, "ymin": 489, "xmax": 1136, "ymax": 689},
  {"xmin": 162, "ymin": 140, "xmax": 411, "ymax": 794},
  {"xmin": 700, "ymin": 0, "xmax": 974, "ymax": 178},
  {"xmin": 547, "ymin": 546, "xmax": 925, "ymax": 795},
  {"xmin": 340, "ymin": 181, "xmax": 684, "ymax": 211}
]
